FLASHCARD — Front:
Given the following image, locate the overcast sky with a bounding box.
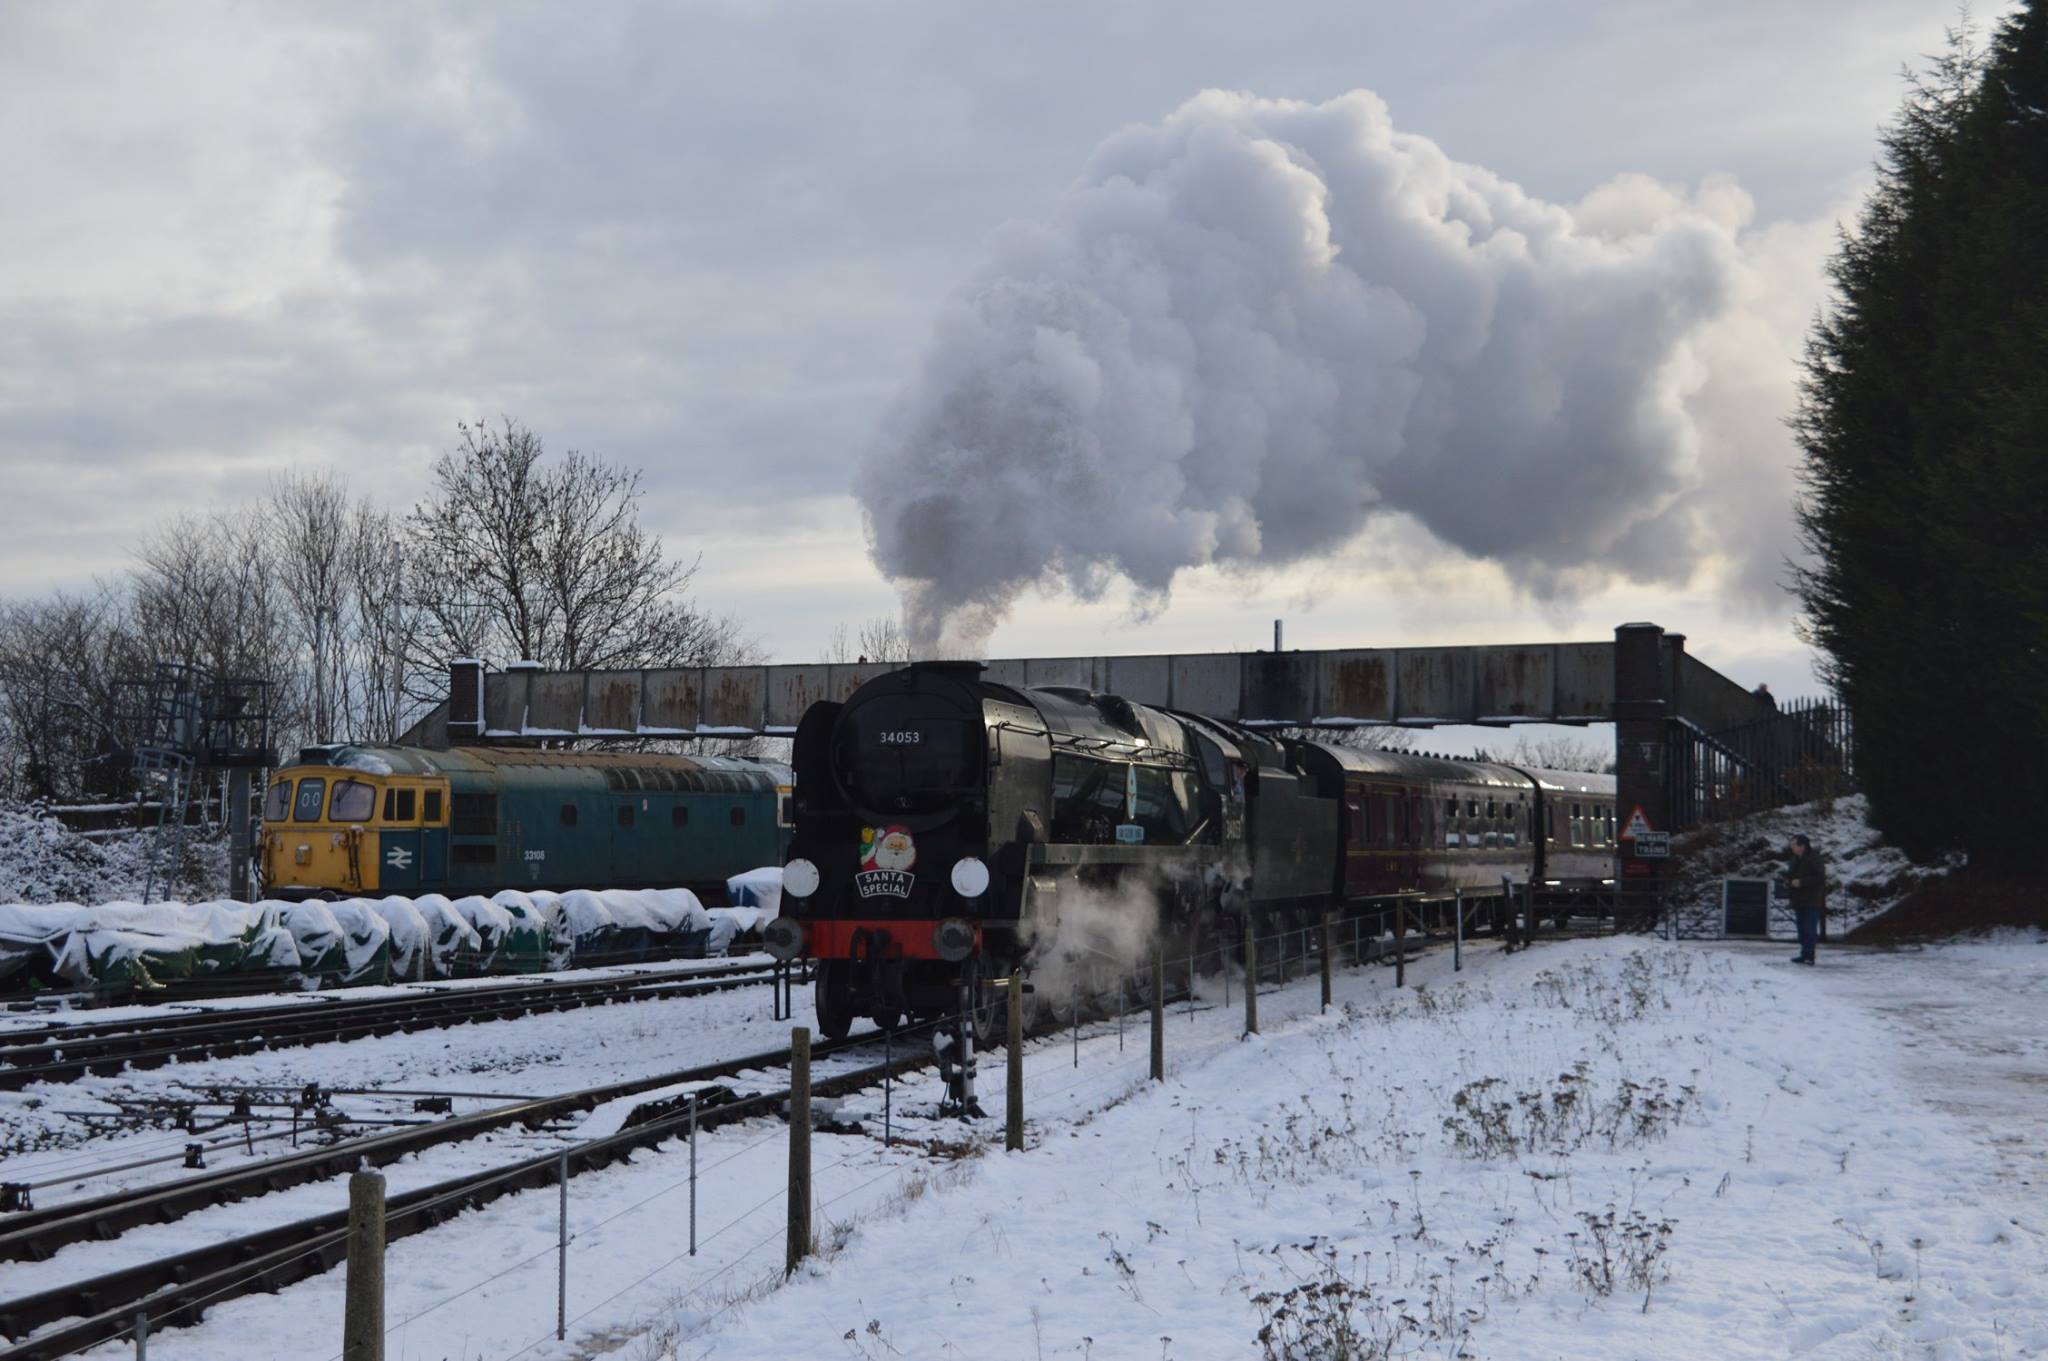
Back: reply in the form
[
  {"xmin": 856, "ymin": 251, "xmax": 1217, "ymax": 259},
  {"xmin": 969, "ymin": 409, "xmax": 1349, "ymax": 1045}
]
[{"xmin": 0, "ymin": 1, "xmax": 1993, "ymax": 695}]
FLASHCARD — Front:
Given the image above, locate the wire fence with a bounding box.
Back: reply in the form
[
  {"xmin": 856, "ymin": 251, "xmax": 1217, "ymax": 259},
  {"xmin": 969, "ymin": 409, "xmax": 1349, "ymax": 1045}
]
[{"xmin": 15, "ymin": 901, "xmax": 1517, "ymax": 1361}]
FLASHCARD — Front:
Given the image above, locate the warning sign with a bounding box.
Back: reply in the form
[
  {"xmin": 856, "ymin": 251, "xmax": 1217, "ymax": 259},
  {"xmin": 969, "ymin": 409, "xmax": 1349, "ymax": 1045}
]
[
  {"xmin": 1631, "ymin": 831, "xmax": 1670, "ymax": 859},
  {"xmin": 1620, "ymin": 805, "xmax": 1655, "ymax": 841}
]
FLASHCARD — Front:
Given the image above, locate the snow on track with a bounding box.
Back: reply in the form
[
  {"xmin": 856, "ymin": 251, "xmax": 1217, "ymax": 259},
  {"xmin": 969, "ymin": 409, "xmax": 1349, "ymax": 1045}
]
[{"xmin": 0, "ymin": 956, "xmax": 793, "ymax": 1175}]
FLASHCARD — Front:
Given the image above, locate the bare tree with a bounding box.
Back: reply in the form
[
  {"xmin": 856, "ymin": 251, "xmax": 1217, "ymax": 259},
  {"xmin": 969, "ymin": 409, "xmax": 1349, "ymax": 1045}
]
[
  {"xmin": 130, "ymin": 516, "xmax": 295, "ymax": 699},
  {"xmin": 823, "ymin": 615, "xmax": 910, "ymax": 664},
  {"xmin": 404, "ymin": 419, "xmax": 751, "ymax": 706},
  {"xmin": 1478, "ymin": 732, "xmax": 1611, "ymax": 773},
  {"xmin": 348, "ymin": 498, "xmax": 422, "ymax": 743},
  {"xmin": 263, "ymin": 472, "xmax": 357, "ymax": 743},
  {"xmin": 0, "ymin": 589, "xmax": 137, "ymax": 800}
]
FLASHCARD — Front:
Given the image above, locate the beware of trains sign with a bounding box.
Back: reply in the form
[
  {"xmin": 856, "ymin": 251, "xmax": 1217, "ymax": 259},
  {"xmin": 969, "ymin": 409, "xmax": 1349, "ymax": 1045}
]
[{"xmin": 1620, "ymin": 805, "xmax": 1655, "ymax": 840}]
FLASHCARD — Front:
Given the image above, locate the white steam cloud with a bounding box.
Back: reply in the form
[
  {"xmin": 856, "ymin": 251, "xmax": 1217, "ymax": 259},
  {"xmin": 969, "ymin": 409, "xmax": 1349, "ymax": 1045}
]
[{"xmin": 861, "ymin": 89, "xmax": 1799, "ymax": 653}]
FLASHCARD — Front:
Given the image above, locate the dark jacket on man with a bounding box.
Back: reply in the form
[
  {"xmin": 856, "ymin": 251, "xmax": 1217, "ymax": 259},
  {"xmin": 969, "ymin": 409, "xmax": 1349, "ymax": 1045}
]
[{"xmin": 1786, "ymin": 847, "xmax": 1826, "ymax": 909}]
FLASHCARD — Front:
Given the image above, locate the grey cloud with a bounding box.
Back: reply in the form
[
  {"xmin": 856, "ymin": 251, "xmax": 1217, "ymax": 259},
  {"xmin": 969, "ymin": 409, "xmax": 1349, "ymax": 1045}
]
[{"xmin": 0, "ymin": 0, "xmax": 1988, "ymax": 653}]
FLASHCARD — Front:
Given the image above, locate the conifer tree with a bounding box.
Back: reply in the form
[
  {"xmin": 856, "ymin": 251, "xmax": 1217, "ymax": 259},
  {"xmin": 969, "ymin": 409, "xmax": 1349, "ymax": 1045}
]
[{"xmin": 1795, "ymin": 5, "xmax": 2048, "ymax": 870}]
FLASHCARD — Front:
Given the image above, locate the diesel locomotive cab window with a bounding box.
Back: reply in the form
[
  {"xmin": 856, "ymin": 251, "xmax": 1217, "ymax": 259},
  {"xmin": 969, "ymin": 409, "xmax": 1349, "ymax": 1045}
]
[
  {"xmin": 329, "ymin": 779, "xmax": 375, "ymax": 823},
  {"xmin": 265, "ymin": 780, "xmax": 292, "ymax": 821},
  {"xmin": 452, "ymin": 792, "xmax": 496, "ymax": 836},
  {"xmin": 423, "ymin": 790, "xmax": 443, "ymax": 823},
  {"xmin": 292, "ymin": 777, "xmax": 326, "ymax": 822},
  {"xmin": 834, "ymin": 694, "xmax": 976, "ymax": 813}
]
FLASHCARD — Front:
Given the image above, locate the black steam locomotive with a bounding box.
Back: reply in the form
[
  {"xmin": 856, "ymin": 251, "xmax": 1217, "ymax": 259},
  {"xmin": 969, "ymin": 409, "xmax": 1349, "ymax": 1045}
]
[{"xmin": 767, "ymin": 661, "xmax": 1616, "ymax": 1038}]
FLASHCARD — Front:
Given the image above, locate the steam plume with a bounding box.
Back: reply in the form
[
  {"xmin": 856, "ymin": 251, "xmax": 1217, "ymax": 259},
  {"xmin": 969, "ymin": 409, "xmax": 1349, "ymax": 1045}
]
[{"xmin": 860, "ymin": 90, "xmax": 1775, "ymax": 653}]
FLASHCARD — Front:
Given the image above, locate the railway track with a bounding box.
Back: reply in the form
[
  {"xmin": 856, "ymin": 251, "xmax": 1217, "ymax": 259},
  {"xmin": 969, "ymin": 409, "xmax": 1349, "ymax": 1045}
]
[
  {"xmin": 0, "ymin": 958, "xmax": 792, "ymax": 1091},
  {"xmin": 0, "ymin": 1023, "xmax": 929, "ymax": 1360},
  {"xmin": 0, "ymin": 933, "xmax": 1460, "ymax": 1359}
]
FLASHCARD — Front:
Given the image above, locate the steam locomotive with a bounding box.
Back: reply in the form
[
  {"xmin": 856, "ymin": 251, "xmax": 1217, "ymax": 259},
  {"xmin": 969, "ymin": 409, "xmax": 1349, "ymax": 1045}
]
[{"xmin": 767, "ymin": 661, "xmax": 1616, "ymax": 1038}]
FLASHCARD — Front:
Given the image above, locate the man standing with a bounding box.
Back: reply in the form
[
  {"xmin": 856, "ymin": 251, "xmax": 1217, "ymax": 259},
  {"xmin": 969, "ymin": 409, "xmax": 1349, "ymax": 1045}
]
[{"xmin": 1786, "ymin": 834, "xmax": 1827, "ymax": 965}]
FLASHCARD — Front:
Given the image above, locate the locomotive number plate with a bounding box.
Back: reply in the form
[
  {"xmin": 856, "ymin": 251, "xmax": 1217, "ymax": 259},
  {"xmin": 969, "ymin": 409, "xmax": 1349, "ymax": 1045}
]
[{"xmin": 878, "ymin": 730, "xmax": 922, "ymax": 745}]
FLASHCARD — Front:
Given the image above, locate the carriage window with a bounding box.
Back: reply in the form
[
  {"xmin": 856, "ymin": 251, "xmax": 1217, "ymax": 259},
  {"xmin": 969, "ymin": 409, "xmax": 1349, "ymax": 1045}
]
[
  {"xmin": 423, "ymin": 790, "xmax": 443, "ymax": 822},
  {"xmin": 1504, "ymin": 804, "xmax": 1519, "ymax": 847},
  {"xmin": 1346, "ymin": 801, "xmax": 1364, "ymax": 841},
  {"xmin": 1445, "ymin": 798, "xmax": 1460, "ymax": 847},
  {"xmin": 265, "ymin": 779, "xmax": 293, "ymax": 821},
  {"xmin": 618, "ymin": 804, "xmax": 636, "ymax": 829},
  {"xmin": 560, "ymin": 804, "xmax": 578, "ymax": 827},
  {"xmin": 1571, "ymin": 802, "xmax": 1585, "ymax": 847},
  {"xmin": 1380, "ymin": 794, "xmax": 1401, "ymax": 848},
  {"xmin": 672, "ymin": 805, "xmax": 690, "ymax": 829},
  {"xmin": 292, "ymin": 777, "xmax": 326, "ymax": 822}
]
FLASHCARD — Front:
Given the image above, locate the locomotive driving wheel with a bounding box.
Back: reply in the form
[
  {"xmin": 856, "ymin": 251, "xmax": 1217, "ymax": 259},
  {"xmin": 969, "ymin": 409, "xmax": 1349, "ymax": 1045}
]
[
  {"xmin": 814, "ymin": 961, "xmax": 855, "ymax": 1041},
  {"xmin": 966, "ymin": 953, "xmax": 1007, "ymax": 1049}
]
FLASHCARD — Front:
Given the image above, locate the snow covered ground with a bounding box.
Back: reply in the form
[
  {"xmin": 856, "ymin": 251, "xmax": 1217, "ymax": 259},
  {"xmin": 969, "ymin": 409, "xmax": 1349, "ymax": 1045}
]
[
  {"xmin": 1674, "ymin": 794, "xmax": 1958, "ymax": 935},
  {"xmin": 0, "ymin": 803, "xmax": 229, "ymax": 906},
  {"xmin": 28, "ymin": 931, "xmax": 2043, "ymax": 1360}
]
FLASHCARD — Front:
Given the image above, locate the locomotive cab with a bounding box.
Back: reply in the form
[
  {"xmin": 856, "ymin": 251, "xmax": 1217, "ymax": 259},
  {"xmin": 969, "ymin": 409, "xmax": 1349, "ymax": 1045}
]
[{"xmin": 259, "ymin": 752, "xmax": 450, "ymax": 899}]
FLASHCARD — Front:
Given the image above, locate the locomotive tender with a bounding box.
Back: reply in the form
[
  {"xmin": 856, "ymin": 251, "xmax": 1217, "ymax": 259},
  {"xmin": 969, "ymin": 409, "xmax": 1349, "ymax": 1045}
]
[
  {"xmin": 771, "ymin": 660, "xmax": 1616, "ymax": 1038},
  {"xmin": 260, "ymin": 744, "xmax": 792, "ymax": 902}
]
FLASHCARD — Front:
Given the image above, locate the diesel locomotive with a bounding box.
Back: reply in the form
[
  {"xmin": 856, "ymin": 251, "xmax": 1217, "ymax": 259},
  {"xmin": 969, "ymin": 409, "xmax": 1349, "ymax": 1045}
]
[
  {"xmin": 260, "ymin": 744, "xmax": 793, "ymax": 902},
  {"xmin": 769, "ymin": 660, "xmax": 1616, "ymax": 1039}
]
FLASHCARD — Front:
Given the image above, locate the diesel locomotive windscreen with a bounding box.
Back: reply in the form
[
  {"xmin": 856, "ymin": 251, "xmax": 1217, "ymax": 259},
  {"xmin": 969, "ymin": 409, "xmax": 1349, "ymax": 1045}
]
[{"xmin": 832, "ymin": 692, "xmax": 979, "ymax": 814}]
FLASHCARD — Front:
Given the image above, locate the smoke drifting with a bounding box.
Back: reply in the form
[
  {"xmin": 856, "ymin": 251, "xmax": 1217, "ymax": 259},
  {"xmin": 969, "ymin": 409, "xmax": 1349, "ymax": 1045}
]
[{"xmin": 860, "ymin": 90, "xmax": 1775, "ymax": 653}]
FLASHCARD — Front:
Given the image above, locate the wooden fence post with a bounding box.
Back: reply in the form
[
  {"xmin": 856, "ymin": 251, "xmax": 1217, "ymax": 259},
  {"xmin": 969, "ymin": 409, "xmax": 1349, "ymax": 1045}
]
[
  {"xmin": 1006, "ymin": 972, "xmax": 1025, "ymax": 1150},
  {"xmin": 1243, "ymin": 920, "xmax": 1259, "ymax": 1035},
  {"xmin": 1320, "ymin": 914, "xmax": 1333, "ymax": 1011},
  {"xmin": 343, "ymin": 1167, "xmax": 385, "ymax": 1361},
  {"xmin": 1395, "ymin": 904, "xmax": 1407, "ymax": 988},
  {"xmin": 786, "ymin": 1027, "xmax": 811, "ymax": 1275},
  {"xmin": 1149, "ymin": 952, "xmax": 1165, "ymax": 1081}
]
